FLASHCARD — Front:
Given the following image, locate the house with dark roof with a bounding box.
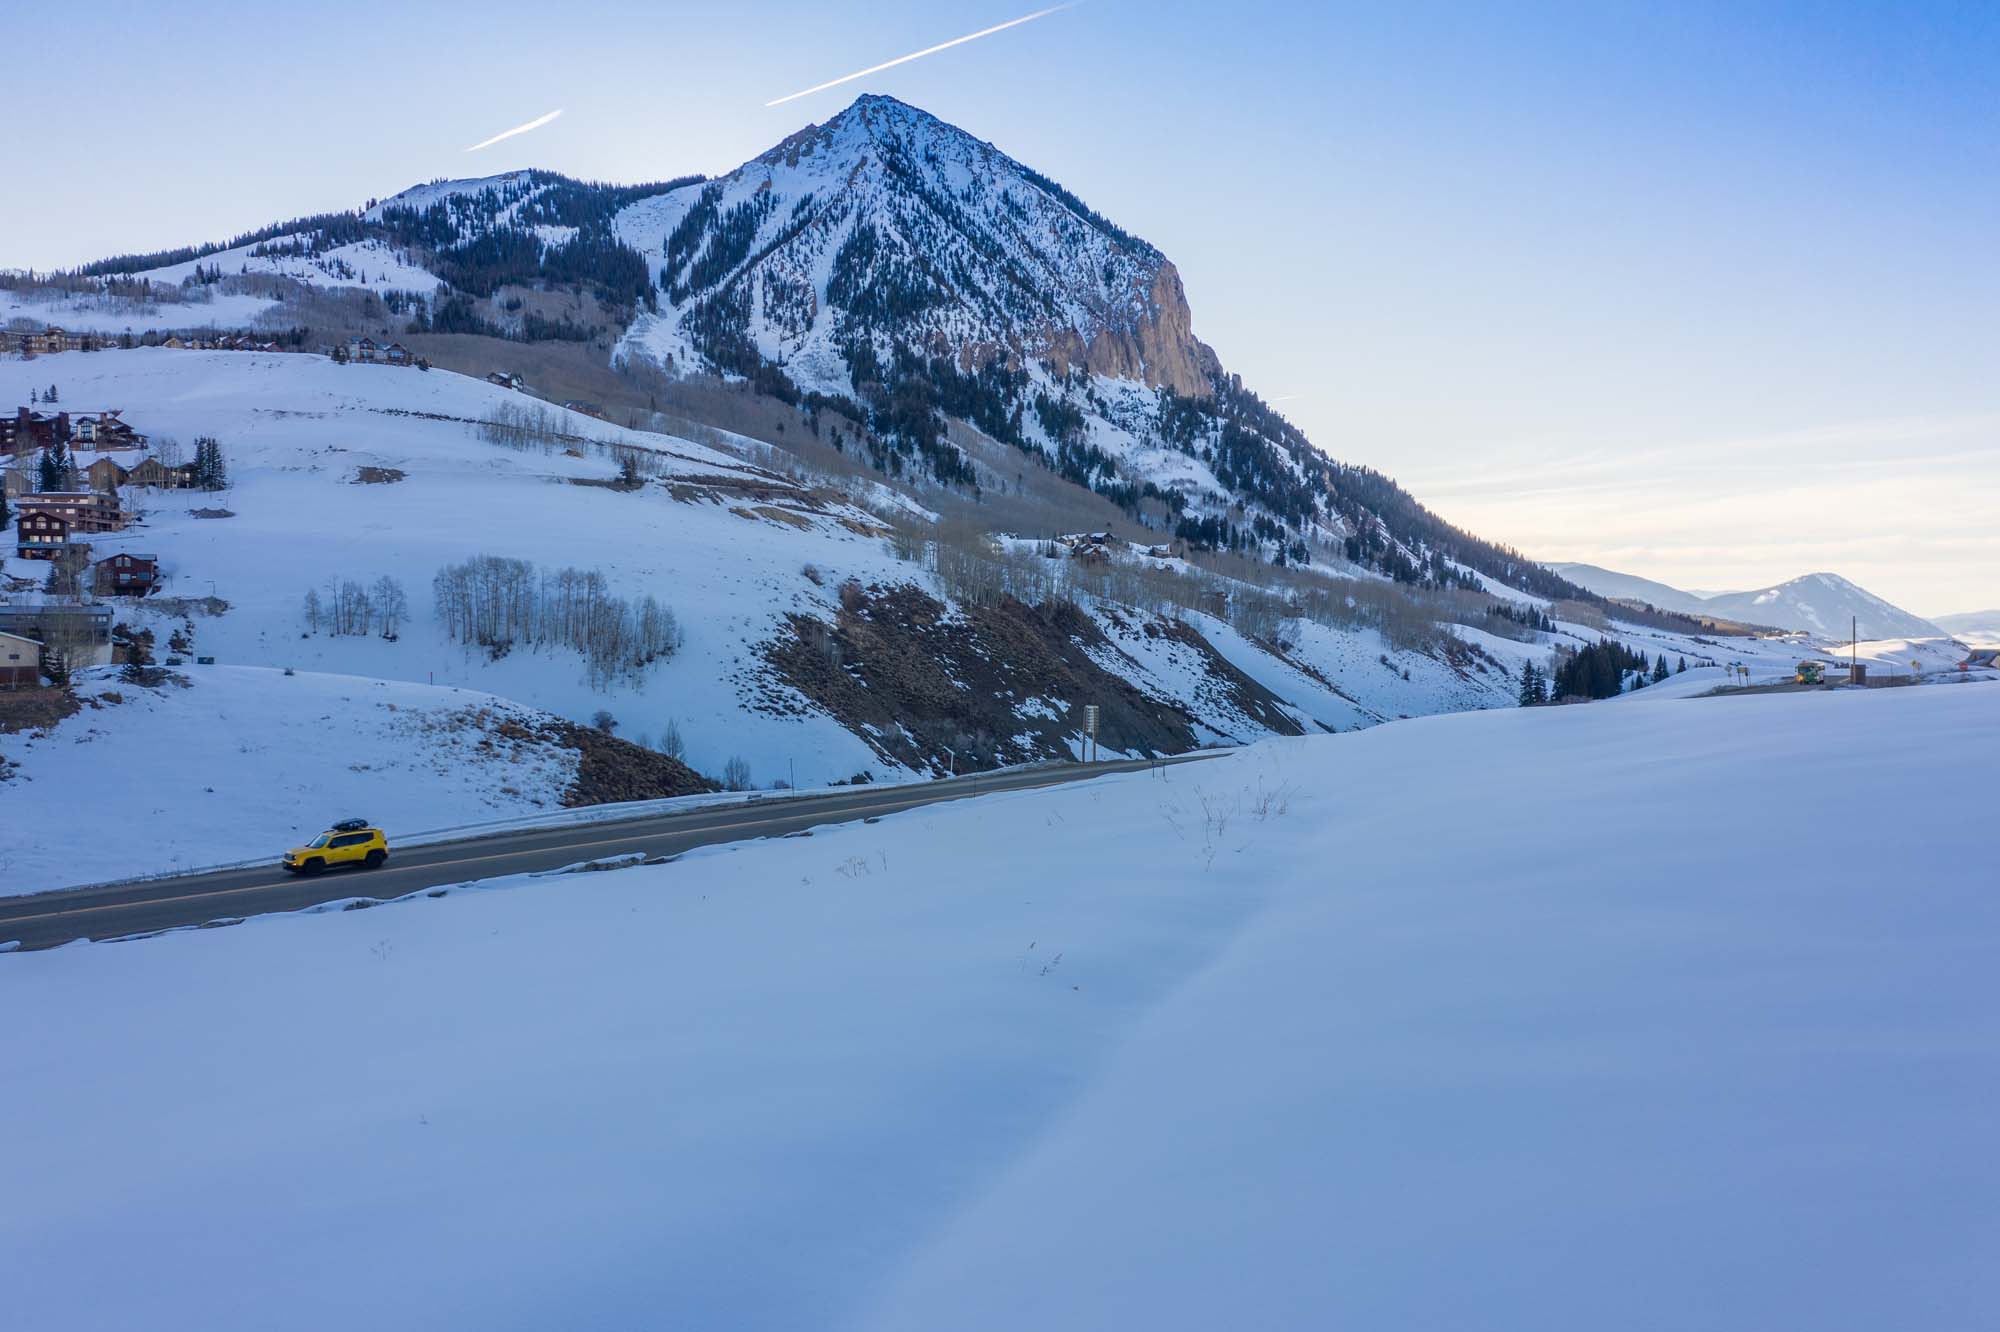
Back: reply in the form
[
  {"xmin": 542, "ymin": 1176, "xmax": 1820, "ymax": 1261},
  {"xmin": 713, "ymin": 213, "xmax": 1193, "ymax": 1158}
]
[
  {"xmin": 86, "ymin": 457, "xmax": 129, "ymax": 492},
  {"xmin": 71, "ymin": 410, "xmax": 145, "ymax": 450},
  {"xmin": 92, "ymin": 552, "xmax": 160, "ymax": 596},
  {"xmin": 16, "ymin": 510, "xmax": 73, "ymax": 559},
  {"xmin": 126, "ymin": 457, "xmax": 196, "ymax": 489}
]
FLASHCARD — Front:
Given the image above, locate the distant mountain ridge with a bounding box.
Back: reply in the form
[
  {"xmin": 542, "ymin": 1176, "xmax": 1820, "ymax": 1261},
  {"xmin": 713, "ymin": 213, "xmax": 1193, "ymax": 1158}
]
[
  {"xmin": 1932, "ymin": 610, "xmax": 2000, "ymax": 646},
  {"xmin": 1546, "ymin": 564, "xmax": 1712, "ymax": 617},
  {"xmin": 1553, "ymin": 564, "xmax": 1945, "ymax": 639}
]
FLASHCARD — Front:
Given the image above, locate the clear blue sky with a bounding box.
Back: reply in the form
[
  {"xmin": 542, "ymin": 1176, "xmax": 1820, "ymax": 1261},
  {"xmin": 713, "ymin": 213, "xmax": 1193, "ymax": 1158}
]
[{"xmin": 6, "ymin": 1, "xmax": 1995, "ymax": 612}]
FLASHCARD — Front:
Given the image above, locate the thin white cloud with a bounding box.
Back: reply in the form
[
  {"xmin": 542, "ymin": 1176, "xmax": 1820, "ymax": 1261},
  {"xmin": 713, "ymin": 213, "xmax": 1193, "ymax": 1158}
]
[
  {"xmin": 465, "ymin": 108, "xmax": 564, "ymax": 153},
  {"xmin": 765, "ymin": 4, "xmax": 1078, "ymax": 108}
]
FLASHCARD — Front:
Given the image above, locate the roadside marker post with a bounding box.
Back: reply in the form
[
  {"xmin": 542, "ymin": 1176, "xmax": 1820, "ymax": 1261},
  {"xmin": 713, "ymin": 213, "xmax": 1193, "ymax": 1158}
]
[{"xmin": 1083, "ymin": 704, "xmax": 1100, "ymax": 763}]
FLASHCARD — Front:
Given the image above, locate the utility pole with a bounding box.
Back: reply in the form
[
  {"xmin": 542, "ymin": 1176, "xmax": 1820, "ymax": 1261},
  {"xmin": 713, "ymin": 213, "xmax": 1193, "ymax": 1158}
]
[{"xmin": 1852, "ymin": 616, "xmax": 1858, "ymax": 684}]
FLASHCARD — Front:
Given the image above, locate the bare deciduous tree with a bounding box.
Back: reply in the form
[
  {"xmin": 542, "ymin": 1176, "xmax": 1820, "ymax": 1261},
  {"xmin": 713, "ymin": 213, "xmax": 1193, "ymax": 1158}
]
[{"xmin": 432, "ymin": 554, "xmax": 682, "ymax": 689}]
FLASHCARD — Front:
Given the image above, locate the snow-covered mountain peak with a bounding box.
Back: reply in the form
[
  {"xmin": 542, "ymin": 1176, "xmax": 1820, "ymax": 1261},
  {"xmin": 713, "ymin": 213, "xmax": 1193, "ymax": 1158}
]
[
  {"xmin": 616, "ymin": 91, "xmax": 1213, "ymax": 402},
  {"xmin": 759, "ymin": 93, "xmax": 961, "ymax": 164},
  {"xmin": 1555, "ymin": 564, "xmax": 1945, "ymax": 639},
  {"xmin": 1735, "ymin": 573, "xmax": 1943, "ymax": 638}
]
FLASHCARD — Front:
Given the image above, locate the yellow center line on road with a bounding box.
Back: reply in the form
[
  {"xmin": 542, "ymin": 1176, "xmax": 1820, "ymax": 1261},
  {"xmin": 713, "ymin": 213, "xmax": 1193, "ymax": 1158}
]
[{"xmin": 0, "ymin": 781, "xmax": 1060, "ymax": 929}]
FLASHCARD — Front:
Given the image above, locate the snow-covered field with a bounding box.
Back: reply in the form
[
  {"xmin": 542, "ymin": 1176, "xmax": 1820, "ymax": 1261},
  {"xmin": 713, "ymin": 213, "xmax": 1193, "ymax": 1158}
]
[
  {"xmin": 0, "ymin": 666, "xmax": 579, "ymax": 890},
  {"xmin": 3, "ymin": 683, "xmax": 1992, "ymax": 1329}
]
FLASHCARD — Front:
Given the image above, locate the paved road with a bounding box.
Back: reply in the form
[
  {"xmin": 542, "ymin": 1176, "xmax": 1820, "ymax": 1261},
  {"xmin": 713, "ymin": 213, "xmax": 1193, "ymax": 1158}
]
[{"xmin": 0, "ymin": 753, "xmax": 1218, "ymax": 951}]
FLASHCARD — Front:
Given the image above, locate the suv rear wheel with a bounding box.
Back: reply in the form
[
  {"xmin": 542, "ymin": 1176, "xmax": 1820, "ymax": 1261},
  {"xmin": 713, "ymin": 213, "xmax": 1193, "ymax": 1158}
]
[{"xmin": 364, "ymin": 850, "xmax": 386, "ymax": 869}]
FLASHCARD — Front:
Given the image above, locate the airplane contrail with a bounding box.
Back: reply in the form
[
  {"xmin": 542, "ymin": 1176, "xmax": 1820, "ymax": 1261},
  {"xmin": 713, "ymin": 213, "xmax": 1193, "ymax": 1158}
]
[
  {"xmin": 765, "ymin": 4, "xmax": 1078, "ymax": 108},
  {"xmin": 465, "ymin": 108, "xmax": 564, "ymax": 152}
]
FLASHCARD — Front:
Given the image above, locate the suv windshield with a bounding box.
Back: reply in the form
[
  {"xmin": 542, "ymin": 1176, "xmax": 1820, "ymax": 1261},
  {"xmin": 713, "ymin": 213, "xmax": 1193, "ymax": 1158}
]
[{"xmin": 308, "ymin": 834, "xmax": 331, "ymax": 849}]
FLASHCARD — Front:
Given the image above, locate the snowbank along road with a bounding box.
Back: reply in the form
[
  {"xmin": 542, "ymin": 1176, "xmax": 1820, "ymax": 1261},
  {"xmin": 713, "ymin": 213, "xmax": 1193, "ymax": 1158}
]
[{"xmin": 0, "ymin": 754, "xmax": 1217, "ymax": 950}]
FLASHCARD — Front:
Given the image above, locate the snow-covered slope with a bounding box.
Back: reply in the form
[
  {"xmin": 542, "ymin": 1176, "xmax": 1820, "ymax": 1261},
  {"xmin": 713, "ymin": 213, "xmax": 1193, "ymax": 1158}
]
[
  {"xmin": 4, "ymin": 683, "xmax": 1992, "ymax": 1329},
  {"xmin": 0, "ymin": 350, "xmax": 911, "ymax": 791},
  {"xmin": 136, "ymin": 237, "xmax": 440, "ymax": 293},
  {"xmin": 0, "ymin": 282, "xmax": 278, "ymax": 335},
  {"xmin": 361, "ymin": 170, "xmax": 544, "ymax": 223}
]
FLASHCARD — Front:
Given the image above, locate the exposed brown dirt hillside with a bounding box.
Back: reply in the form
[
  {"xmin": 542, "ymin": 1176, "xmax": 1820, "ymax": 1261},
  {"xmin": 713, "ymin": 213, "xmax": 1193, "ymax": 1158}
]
[{"xmin": 760, "ymin": 584, "xmax": 1302, "ymax": 775}]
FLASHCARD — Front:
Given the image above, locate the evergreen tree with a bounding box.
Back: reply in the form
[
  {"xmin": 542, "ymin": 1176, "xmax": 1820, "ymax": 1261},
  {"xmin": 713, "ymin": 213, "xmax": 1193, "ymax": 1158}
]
[
  {"xmin": 1677, "ymin": 656, "xmax": 1687, "ymax": 674},
  {"xmin": 1518, "ymin": 661, "xmax": 1539, "ymax": 707},
  {"xmin": 1551, "ymin": 638, "xmax": 1648, "ymax": 701},
  {"xmin": 45, "ymin": 383, "xmax": 58, "ymax": 403},
  {"xmin": 0, "ymin": 485, "xmax": 9, "ymax": 533},
  {"xmin": 191, "ymin": 436, "xmax": 228, "ymax": 491},
  {"xmin": 38, "ymin": 441, "xmax": 73, "ymax": 492},
  {"xmin": 1653, "ymin": 653, "xmax": 1670, "ymax": 682}
]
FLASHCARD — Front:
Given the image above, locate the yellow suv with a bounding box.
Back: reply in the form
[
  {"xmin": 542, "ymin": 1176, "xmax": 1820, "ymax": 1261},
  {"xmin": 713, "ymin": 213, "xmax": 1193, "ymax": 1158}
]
[{"xmin": 282, "ymin": 819, "xmax": 389, "ymax": 875}]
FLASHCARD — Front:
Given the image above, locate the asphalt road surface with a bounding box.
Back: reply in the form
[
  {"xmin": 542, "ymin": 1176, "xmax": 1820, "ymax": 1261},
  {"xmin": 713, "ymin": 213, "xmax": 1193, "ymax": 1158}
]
[{"xmin": 1, "ymin": 753, "xmax": 1219, "ymax": 952}]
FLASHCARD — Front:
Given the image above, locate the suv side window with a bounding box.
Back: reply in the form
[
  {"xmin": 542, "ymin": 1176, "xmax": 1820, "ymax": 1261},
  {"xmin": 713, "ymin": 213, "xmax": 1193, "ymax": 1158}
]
[{"xmin": 331, "ymin": 833, "xmax": 370, "ymax": 848}]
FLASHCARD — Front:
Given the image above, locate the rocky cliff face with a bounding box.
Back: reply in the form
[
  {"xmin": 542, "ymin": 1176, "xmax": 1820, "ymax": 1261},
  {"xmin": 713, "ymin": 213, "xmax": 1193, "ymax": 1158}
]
[{"xmin": 1045, "ymin": 262, "xmax": 1221, "ymax": 398}]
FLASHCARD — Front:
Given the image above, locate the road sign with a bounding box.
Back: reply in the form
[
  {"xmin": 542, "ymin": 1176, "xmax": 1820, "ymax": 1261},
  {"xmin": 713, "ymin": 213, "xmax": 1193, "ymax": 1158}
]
[{"xmin": 1083, "ymin": 704, "xmax": 1100, "ymax": 762}]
